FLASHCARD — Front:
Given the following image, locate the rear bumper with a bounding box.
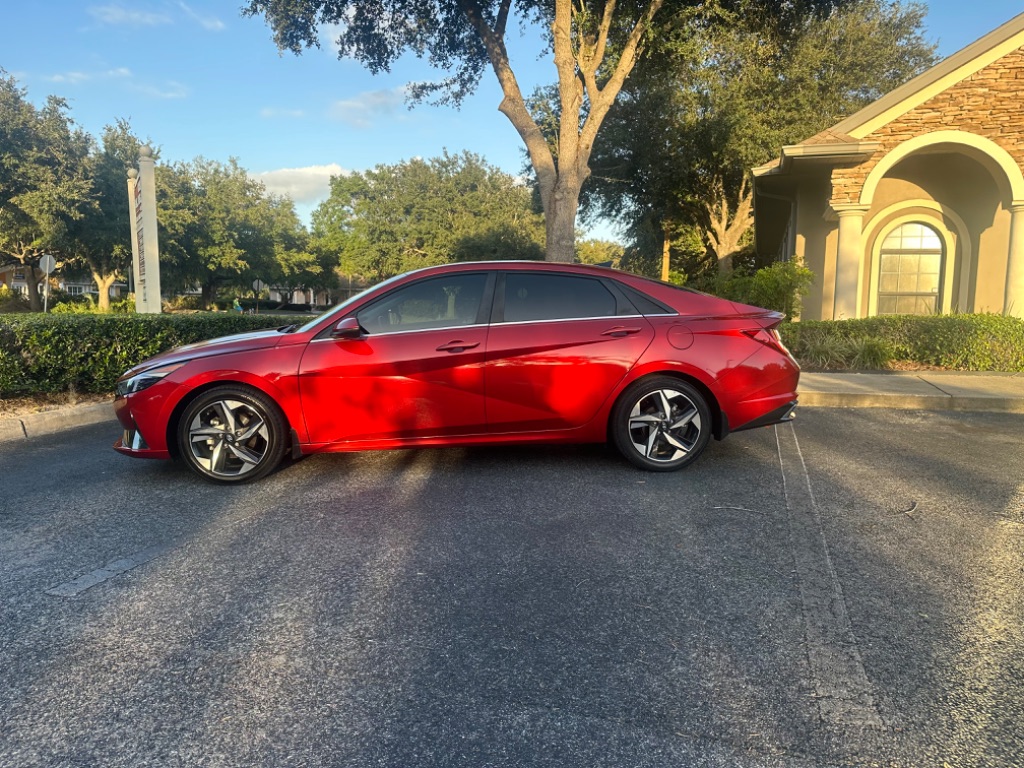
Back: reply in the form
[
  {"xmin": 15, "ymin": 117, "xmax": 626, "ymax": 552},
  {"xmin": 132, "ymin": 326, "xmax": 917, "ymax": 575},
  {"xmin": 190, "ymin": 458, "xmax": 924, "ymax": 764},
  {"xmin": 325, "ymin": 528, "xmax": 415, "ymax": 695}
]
[{"xmin": 730, "ymin": 399, "xmax": 797, "ymax": 433}]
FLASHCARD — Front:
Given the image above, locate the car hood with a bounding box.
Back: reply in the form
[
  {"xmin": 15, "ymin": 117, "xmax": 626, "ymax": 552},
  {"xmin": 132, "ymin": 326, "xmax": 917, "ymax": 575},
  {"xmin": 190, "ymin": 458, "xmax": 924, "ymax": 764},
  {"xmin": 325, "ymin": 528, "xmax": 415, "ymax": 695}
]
[{"xmin": 121, "ymin": 328, "xmax": 288, "ymax": 377}]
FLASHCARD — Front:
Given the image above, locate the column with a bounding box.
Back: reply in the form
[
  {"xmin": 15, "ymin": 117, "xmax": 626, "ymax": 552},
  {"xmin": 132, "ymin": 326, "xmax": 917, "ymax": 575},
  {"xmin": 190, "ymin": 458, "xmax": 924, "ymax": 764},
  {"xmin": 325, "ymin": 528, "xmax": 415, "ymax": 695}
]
[
  {"xmin": 1005, "ymin": 202, "xmax": 1024, "ymax": 317},
  {"xmin": 832, "ymin": 205, "xmax": 870, "ymax": 320}
]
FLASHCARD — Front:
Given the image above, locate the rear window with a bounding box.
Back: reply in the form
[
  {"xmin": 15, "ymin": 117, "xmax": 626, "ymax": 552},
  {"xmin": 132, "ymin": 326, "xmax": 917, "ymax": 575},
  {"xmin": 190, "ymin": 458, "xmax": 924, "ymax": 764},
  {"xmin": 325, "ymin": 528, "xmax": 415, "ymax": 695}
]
[{"xmin": 502, "ymin": 273, "xmax": 617, "ymax": 322}]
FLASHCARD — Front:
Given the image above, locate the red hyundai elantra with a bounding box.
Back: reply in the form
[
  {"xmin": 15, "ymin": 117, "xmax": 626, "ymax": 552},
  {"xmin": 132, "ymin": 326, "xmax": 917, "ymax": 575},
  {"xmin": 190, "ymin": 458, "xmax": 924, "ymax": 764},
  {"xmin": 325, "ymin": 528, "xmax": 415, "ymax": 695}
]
[{"xmin": 113, "ymin": 262, "xmax": 799, "ymax": 482}]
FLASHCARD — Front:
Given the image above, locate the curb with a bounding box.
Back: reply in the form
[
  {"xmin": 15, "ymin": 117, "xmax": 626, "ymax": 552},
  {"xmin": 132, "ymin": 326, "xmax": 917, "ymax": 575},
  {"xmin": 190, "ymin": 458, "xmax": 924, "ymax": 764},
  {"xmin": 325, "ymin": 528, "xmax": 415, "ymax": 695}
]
[
  {"xmin": 797, "ymin": 391, "xmax": 1024, "ymax": 413},
  {"xmin": 0, "ymin": 403, "xmax": 115, "ymax": 444}
]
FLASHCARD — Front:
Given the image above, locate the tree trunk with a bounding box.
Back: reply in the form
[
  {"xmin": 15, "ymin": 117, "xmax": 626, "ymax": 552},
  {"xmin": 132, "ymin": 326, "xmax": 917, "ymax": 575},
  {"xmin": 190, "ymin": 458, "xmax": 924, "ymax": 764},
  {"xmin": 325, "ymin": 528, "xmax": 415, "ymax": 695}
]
[
  {"xmin": 457, "ymin": 0, "xmax": 665, "ymax": 263},
  {"xmin": 661, "ymin": 227, "xmax": 671, "ymax": 282},
  {"xmin": 201, "ymin": 283, "xmax": 214, "ymax": 310},
  {"xmin": 705, "ymin": 176, "xmax": 754, "ymax": 276},
  {"xmin": 24, "ymin": 267, "xmax": 43, "ymax": 312},
  {"xmin": 545, "ymin": 175, "xmax": 583, "ymax": 263},
  {"xmin": 91, "ymin": 269, "xmax": 117, "ymax": 311}
]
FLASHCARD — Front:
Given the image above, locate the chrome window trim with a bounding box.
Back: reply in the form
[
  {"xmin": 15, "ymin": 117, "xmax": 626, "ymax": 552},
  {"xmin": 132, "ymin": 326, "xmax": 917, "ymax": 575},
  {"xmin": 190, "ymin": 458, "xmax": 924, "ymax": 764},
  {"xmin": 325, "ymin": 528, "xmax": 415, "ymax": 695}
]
[
  {"xmin": 493, "ymin": 313, "xmax": 647, "ymax": 327},
  {"xmin": 310, "ymin": 312, "xmax": 681, "ymax": 342},
  {"xmin": 310, "ymin": 321, "xmax": 489, "ymax": 342}
]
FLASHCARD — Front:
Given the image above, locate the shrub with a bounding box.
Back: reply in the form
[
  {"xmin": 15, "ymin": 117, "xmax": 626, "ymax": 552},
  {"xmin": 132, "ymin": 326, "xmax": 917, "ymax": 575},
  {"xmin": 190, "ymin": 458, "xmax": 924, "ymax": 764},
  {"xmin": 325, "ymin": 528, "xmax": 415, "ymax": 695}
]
[
  {"xmin": 694, "ymin": 258, "xmax": 815, "ymax": 318},
  {"xmin": 781, "ymin": 314, "xmax": 1024, "ymax": 371},
  {"xmin": 0, "ymin": 285, "xmax": 30, "ymax": 313},
  {"xmin": 0, "ymin": 313, "xmax": 289, "ymax": 396}
]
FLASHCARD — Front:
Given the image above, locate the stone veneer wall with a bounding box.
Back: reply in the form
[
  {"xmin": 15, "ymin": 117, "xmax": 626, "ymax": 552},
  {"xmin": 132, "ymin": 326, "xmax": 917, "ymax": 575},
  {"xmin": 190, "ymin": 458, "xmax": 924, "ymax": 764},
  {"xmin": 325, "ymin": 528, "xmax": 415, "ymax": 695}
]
[{"xmin": 830, "ymin": 46, "xmax": 1024, "ymax": 204}]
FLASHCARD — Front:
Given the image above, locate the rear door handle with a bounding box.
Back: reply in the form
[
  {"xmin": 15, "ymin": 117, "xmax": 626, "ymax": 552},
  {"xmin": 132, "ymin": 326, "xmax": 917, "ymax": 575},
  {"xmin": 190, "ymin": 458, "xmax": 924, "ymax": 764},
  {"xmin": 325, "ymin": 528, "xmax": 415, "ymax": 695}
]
[
  {"xmin": 601, "ymin": 326, "xmax": 642, "ymax": 338},
  {"xmin": 436, "ymin": 340, "xmax": 480, "ymax": 353}
]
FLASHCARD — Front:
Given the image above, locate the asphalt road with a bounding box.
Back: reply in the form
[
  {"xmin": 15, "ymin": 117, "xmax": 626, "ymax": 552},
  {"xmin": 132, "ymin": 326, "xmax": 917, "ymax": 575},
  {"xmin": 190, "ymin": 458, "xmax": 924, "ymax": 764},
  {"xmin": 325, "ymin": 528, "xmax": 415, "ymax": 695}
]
[{"xmin": 1, "ymin": 409, "xmax": 1021, "ymax": 767}]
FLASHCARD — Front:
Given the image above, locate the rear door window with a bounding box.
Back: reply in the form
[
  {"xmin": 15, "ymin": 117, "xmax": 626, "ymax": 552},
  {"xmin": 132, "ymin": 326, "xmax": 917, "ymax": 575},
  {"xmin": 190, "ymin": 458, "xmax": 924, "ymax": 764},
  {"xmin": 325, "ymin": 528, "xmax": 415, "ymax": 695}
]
[{"xmin": 501, "ymin": 273, "xmax": 618, "ymax": 322}]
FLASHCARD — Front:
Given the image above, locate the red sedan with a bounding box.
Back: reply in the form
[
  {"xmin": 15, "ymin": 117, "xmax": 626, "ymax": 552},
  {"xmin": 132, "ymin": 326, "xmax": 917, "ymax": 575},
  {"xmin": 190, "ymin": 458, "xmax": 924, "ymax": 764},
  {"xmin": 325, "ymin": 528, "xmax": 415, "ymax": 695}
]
[{"xmin": 113, "ymin": 262, "xmax": 799, "ymax": 482}]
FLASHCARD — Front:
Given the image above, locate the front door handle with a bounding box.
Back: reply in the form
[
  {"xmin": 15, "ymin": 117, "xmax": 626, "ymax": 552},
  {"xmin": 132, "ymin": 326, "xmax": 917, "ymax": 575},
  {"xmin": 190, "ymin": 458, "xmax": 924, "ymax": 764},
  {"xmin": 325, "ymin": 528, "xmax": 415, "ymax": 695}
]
[
  {"xmin": 436, "ymin": 340, "xmax": 480, "ymax": 353},
  {"xmin": 601, "ymin": 326, "xmax": 642, "ymax": 338}
]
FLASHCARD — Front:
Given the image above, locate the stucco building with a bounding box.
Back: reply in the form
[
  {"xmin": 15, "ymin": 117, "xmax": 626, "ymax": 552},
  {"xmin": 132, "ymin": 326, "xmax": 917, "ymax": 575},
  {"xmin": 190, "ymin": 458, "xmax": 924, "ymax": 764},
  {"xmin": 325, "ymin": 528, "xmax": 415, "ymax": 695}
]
[{"xmin": 753, "ymin": 12, "xmax": 1024, "ymax": 320}]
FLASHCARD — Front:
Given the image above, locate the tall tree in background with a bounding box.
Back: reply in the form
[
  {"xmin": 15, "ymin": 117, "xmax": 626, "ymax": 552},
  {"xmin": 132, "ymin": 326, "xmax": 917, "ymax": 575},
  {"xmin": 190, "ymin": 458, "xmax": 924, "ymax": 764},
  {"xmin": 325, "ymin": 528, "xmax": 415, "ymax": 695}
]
[
  {"xmin": 311, "ymin": 151, "xmax": 545, "ymax": 280},
  {"xmin": 246, "ymin": 0, "xmax": 832, "ymax": 264},
  {"xmin": 63, "ymin": 121, "xmax": 142, "ymax": 309},
  {"xmin": 151, "ymin": 157, "xmax": 303, "ymax": 309},
  {"xmin": 583, "ymin": 0, "xmax": 936, "ymax": 277},
  {"xmin": 0, "ymin": 72, "xmax": 93, "ymax": 310}
]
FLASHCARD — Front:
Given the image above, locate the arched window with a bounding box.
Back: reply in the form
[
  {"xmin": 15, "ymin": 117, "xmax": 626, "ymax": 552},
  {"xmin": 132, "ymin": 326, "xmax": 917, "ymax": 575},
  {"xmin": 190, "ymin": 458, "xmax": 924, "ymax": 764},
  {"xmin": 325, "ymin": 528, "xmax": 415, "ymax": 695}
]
[{"xmin": 877, "ymin": 222, "xmax": 943, "ymax": 315}]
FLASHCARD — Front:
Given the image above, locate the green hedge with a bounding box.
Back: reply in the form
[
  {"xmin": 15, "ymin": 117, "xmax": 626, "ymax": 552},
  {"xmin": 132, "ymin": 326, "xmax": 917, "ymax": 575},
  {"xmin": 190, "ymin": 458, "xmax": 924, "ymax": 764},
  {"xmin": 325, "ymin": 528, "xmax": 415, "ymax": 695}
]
[
  {"xmin": 3, "ymin": 312, "xmax": 1022, "ymax": 397},
  {"xmin": 780, "ymin": 314, "xmax": 1024, "ymax": 372},
  {"xmin": 0, "ymin": 313, "xmax": 289, "ymax": 396}
]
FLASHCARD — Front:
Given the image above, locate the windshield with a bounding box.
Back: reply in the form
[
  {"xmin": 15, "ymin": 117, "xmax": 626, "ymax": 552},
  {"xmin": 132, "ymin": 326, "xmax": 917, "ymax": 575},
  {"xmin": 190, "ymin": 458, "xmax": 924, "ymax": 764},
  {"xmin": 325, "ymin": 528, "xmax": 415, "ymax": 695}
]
[{"xmin": 294, "ymin": 274, "xmax": 406, "ymax": 334}]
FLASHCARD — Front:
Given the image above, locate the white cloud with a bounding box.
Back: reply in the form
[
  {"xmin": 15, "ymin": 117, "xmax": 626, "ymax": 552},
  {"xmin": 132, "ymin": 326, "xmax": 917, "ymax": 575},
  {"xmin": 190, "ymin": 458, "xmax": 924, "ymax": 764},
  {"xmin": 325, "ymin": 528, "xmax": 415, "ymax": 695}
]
[
  {"xmin": 178, "ymin": 1, "xmax": 225, "ymax": 31},
  {"xmin": 44, "ymin": 67, "xmax": 132, "ymax": 85},
  {"xmin": 88, "ymin": 4, "xmax": 171, "ymax": 26},
  {"xmin": 260, "ymin": 107, "xmax": 306, "ymax": 119},
  {"xmin": 129, "ymin": 80, "xmax": 189, "ymax": 99},
  {"xmin": 46, "ymin": 71, "xmax": 93, "ymax": 84},
  {"xmin": 329, "ymin": 87, "xmax": 407, "ymax": 128},
  {"xmin": 255, "ymin": 164, "xmax": 349, "ymax": 204}
]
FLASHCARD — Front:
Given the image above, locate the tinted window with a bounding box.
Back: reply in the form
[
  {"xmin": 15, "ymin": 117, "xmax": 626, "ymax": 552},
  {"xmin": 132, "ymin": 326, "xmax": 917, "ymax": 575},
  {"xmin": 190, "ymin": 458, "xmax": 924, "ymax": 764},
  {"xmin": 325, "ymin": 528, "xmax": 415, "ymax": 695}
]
[
  {"xmin": 503, "ymin": 273, "xmax": 617, "ymax": 322},
  {"xmin": 618, "ymin": 284, "xmax": 674, "ymax": 315},
  {"xmin": 358, "ymin": 273, "xmax": 487, "ymax": 333}
]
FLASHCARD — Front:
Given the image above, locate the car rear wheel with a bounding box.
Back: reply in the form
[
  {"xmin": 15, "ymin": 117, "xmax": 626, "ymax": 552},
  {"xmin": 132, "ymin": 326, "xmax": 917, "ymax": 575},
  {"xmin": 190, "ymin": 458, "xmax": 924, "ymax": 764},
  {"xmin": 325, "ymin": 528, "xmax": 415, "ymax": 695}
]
[
  {"xmin": 611, "ymin": 376, "xmax": 712, "ymax": 471},
  {"xmin": 177, "ymin": 385, "xmax": 287, "ymax": 483}
]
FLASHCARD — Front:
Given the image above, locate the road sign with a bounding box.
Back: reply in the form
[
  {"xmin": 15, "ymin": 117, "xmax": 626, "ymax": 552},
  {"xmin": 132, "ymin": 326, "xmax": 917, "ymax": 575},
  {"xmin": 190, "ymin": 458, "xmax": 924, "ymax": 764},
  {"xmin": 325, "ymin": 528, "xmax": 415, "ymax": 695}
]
[{"xmin": 40, "ymin": 254, "xmax": 55, "ymax": 313}]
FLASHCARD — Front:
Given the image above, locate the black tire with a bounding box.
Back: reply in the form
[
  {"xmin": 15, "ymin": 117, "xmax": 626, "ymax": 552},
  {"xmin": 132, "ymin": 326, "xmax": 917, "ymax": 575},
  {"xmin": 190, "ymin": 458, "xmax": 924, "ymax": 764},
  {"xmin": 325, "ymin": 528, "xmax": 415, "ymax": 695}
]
[
  {"xmin": 177, "ymin": 385, "xmax": 288, "ymax": 483},
  {"xmin": 610, "ymin": 376, "xmax": 712, "ymax": 471}
]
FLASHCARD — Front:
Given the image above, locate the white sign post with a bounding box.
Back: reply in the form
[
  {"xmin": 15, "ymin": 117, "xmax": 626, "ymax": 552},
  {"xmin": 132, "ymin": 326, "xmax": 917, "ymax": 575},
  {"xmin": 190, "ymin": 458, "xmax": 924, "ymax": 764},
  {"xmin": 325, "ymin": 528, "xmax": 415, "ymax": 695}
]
[
  {"xmin": 40, "ymin": 254, "xmax": 56, "ymax": 313},
  {"xmin": 127, "ymin": 146, "xmax": 163, "ymax": 313}
]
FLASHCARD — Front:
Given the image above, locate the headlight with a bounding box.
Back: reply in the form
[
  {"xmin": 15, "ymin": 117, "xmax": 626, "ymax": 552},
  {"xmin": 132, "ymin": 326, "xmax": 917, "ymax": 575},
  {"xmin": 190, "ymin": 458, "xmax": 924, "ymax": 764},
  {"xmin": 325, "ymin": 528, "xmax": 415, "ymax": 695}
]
[{"xmin": 115, "ymin": 362, "xmax": 186, "ymax": 397}]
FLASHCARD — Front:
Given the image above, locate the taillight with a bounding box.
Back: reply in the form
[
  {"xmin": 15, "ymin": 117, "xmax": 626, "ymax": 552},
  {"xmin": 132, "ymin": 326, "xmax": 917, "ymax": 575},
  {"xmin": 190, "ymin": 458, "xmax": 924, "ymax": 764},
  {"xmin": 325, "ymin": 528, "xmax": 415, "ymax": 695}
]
[{"xmin": 742, "ymin": 325, "xmax": 791, "ymax": 355}]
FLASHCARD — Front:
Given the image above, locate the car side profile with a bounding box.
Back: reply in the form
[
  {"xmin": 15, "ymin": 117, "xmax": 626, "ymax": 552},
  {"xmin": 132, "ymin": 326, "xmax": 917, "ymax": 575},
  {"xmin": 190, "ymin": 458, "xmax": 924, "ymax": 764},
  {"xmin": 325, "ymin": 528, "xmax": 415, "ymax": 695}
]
[{"xmin": 113, "ymin": 261, "xmax": 800, "ymax": 482}]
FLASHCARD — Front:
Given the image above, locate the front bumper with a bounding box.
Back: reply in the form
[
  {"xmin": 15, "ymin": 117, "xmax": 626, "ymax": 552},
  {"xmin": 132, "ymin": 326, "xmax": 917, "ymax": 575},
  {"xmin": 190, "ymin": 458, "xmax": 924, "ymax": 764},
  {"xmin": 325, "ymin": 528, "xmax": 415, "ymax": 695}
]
[{"xmin": 112, "ymin": 396, "xmax": 171, "ymax": 459}]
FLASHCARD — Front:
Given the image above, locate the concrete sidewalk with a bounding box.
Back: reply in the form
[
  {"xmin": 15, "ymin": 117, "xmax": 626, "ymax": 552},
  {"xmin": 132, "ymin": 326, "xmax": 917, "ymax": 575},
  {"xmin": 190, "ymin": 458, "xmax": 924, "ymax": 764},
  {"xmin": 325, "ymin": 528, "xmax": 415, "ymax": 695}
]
[
  {"xmin": 798, "ymin": 370, "xmax": 1024, "ymax": 412},
  {"xmin": 2, "ymin": 372, "xmax": 1023, "ymax": 444}
]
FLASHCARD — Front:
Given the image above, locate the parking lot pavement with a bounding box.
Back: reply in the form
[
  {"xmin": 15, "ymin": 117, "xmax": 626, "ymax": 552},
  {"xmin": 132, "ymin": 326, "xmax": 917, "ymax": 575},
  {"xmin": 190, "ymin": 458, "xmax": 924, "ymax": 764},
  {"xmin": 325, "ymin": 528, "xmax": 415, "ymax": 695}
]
[{"xmin": 0, "ymin": 409, "xmax": 1021, "ymax": 767}]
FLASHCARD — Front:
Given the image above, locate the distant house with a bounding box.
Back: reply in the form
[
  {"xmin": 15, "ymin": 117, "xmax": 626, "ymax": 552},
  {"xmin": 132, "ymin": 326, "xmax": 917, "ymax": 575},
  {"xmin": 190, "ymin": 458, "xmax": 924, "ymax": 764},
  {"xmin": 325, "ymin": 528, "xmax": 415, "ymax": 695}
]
[
  {"xmin": 0, "ymin": 265, "xmax": 125, "ymax": 300},
  {"xmin": 753, "ymin": 13, "xmax": 1024, "ymax": 320}
]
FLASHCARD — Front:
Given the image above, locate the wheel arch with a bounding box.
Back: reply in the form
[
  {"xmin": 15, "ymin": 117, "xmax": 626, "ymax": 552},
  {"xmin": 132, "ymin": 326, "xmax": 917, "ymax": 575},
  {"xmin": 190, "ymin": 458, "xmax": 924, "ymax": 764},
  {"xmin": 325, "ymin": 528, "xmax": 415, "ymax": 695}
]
[
  {"xmin": 165, "ymin": 379, "xmax": 291, "ymax": 461},
  {"xmin": 607, "ymin": 370, "xmax": 726, "ymax": 443}
]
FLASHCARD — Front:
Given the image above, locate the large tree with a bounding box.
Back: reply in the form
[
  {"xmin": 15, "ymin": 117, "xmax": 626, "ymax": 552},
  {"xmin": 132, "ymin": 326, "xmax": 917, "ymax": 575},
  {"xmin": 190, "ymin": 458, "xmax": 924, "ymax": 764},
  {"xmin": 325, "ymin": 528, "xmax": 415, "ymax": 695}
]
[
  {"xmin": 62, "ymin": 121, "xmax": 143, "ymax": 309},
  {"xmin": 156, "ymin": 157, "xmax": 300, "ymax": 308},
  {"xmin": 246, "ymin": 0, "xmax": 821, "ymax": 264},
  {"xmin": 0, "ymin": 73, "xmax": 93, "ymax": 310},
  {"xmin": 582, "ymin": 0, "xmax": 936, "ymax": 277},
  {"xmin": 311, "ymin": 151, "xmax": 545, "ymax": 280}
]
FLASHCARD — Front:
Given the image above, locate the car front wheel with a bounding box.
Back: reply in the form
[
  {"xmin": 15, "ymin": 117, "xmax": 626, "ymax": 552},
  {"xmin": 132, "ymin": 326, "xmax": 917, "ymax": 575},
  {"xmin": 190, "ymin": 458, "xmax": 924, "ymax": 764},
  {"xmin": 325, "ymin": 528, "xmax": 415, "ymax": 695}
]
[
  {"xmin": 177, "ymin": 385, "xmax": 288, "ymax": 483},
  {"xmin": 611, "ymin": 376, "xmax": 712, "ymax": 471}
]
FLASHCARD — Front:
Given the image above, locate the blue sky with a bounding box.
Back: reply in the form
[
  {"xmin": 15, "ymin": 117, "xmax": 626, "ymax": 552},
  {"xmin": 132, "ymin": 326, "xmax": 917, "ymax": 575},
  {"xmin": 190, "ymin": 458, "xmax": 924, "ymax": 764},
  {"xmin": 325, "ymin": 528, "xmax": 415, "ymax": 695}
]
[{"xmin": 3, "ymin": 1, "xmax": 1023, "ymax": 235}]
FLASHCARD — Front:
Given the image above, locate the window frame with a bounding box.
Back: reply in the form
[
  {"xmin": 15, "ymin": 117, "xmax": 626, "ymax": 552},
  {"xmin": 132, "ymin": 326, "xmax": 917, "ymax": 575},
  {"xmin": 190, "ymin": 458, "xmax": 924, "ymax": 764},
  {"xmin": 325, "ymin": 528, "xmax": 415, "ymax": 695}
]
[{"xmin": 489, "ymin": 271, "xmax": 644, "ymax": 325}]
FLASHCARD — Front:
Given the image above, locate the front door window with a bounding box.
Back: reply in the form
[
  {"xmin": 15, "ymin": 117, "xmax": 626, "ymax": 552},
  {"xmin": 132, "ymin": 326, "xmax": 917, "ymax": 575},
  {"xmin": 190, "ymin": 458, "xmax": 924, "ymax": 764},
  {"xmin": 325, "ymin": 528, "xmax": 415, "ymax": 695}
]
[{"xmin": 877, "ymin": 222, "xmax": 943, "ymax": 315}]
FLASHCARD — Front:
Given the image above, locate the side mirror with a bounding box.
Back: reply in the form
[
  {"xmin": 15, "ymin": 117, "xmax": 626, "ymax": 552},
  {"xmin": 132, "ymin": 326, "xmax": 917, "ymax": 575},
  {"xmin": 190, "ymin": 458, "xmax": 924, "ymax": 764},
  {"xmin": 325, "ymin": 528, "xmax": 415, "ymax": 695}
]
[{"xmin": 331, "ymin": 316, "xmax": 364, "ymax": 340}]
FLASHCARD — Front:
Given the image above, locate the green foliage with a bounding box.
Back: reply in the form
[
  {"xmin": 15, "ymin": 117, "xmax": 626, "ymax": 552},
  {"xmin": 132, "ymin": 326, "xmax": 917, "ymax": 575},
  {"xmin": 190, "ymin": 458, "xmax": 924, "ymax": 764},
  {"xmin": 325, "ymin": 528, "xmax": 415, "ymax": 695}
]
[
  {"xmin": 311, "ymin": 152, "xmax": 546, "ymax": 280},
  {"xmin": 575, "ymin": 238, "xmax": 625, "ymax": 267},
  {"xmin": 695, "ymin": 259, "xmax": 815, "ymax": 317},
  {"xmin": 156, "ymin": 157, "xmax": 316, "ymax": 307},
  {"xmin": 50, "ymin": 293, "xmax": 136, "ymax": 314},
  {"xmin": 0, "ymin": 285, "xmax": 30, "ymax": 313},
  {"xmin": 0, "ymin": 313, "xmax": 286, "ymax": 396},
  {"xmin": 781, "ymin": 315, "xmax": 1024, "ymax": 371},
  {"xmin": 580, "ymin": 0, "xmax": 937, "ymax": 270}
]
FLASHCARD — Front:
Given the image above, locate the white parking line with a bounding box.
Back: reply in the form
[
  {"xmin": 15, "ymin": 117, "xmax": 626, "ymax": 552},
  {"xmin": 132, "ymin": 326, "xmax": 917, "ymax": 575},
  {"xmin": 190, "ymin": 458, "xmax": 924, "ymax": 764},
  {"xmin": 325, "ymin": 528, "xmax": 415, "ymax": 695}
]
[{"xmin": 775, "ymin": 422, "xmax": 883, "ymax": 728}]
